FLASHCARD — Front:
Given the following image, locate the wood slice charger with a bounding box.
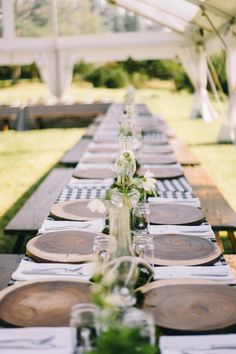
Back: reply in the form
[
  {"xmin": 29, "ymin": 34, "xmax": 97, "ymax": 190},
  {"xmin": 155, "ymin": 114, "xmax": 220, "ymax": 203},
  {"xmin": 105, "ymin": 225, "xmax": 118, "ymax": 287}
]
[
  {"xmin": 81, "ymin": 155, "xmax": 115, "ymax": 164},
  {"xmin": 152, "ymin": 234, "xmax": 221, "ymax": 266},
  {"xmin": 73, "ymin": 168, "xmax": 114, "ymax": 179},
  {"xmin": 88, "ymin": 145, "xmax": 118, "ymax": 153},
  {"xmin": 149, "ymin": 203, "xmax": 204, "ymax": 225},
  {"xmin": 0, "ymin": 279, "xmax": 92, "ymax": 327},
  {"xmin": 143, "ymin": 136, "xmax": 169, "ymax": 145},
  {"xmin": 139, "ymin": 279, "xmax": 236, "ymax": 332},
  {"xmin": 142, "ymin": 145, "xmax": 173, "ymax": 154},
  {"xmin": 26, "ymin": 230, "xmax": 96, "ymax": 263},
  {"xmin": 140, "ymin": 155, "xmax": 177, "ymax": 165},
  {"xmin": 138, "ymin": 166, "xmax": 183, "ymax": 179},
  {"xmin": 50, "ymin": 199, "xmax": 103, "ymax": 221}
]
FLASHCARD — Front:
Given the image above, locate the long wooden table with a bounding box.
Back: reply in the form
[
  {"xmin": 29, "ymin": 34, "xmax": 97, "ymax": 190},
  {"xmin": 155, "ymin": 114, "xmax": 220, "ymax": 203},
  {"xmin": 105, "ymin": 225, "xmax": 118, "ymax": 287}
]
[{"xmin": 1, "ymin": 103, "xmax": 236, "ymax": 347}]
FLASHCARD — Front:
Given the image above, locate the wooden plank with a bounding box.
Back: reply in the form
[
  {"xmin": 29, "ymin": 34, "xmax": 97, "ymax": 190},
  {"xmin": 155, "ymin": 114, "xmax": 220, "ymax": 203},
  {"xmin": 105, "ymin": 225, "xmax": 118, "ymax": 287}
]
[
  {"xmin": 225, "ymin": 255, "xmax": 236, "ymax": 280},
  {"xmin": 184, "ymin": 167, "xmax": 236, "ymax": 231},
  {"xmin": 171, "ymin": 139, "xmax": 200, "ymax": 166},
  {"xmin": 60, "ymin": 138, "xmax": 91, "ymax": 165},
  {"xmin": 26, "ymin": 103, "xmax": 110, "ymax": 119},
  {"xmin": 84, "ymin": 122, "xmax": 99, "ymax": 138},
  {"xmin": 0, "ymin": 255, "xmax": 23, "ymax": 290},
  {"xmin": 5, "ymin": 168, "xmax": 73, "ymax": 235}
]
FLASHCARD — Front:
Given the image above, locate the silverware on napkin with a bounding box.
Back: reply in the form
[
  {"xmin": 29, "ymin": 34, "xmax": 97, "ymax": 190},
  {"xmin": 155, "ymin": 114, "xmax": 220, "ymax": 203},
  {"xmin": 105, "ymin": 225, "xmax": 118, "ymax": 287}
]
[
  {"xmin": 0, "ymin": 336, "xmax": 65, "ymax": 349},
  {"xmin": 22, "ymin": 266, "xmax": 90, "ymax": 276}
]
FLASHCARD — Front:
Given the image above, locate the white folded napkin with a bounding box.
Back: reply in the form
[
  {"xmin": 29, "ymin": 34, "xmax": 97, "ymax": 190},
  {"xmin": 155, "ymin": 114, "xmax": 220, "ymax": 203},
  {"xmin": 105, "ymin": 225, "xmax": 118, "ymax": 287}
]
[
  {"xmin": 142, "ymin": 163, "xmax": 182, "ymax": 170},
  {"xmin": 12, "ymin": 260, "xmax": 93, "ymax": 282},
  {"xmin": 38, "ymin": 219, "xmax": 104, "ymax": 234},
  {"xmin": 154, "ymin": 265, "xmax": 235, "ymax": 284},
  {"xmin": 0, "ymin": 327, "xmax": 75, "ymax": 353},
  {"xmin": 160, "ymin": 334, "xmax": 236, "ymax": 354},
  {"xmin": 149, "ymin": 224, "xmax": 215, "ymax": 239},
  {"xmin": 76, "ymin": 162, "xmax": 113, "ymax": 169},
  {"xmin": 67, "ymin": 177, "xmax": 114, "ymax": 188},
  {"xmin": 148, "ymin": 197, "xmax": 201, "ymax": 208}
]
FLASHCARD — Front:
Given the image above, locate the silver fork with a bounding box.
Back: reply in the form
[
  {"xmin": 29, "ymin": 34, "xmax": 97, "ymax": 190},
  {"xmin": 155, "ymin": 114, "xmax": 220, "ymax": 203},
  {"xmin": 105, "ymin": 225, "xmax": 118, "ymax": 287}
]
[{"xmin": 45, "ymin": 223, "xmax": 92, "ymax": 231}]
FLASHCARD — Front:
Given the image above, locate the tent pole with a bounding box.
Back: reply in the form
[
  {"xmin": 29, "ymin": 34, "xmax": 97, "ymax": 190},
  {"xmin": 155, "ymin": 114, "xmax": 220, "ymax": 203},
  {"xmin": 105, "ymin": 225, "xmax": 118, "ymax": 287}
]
[
  {"xmin": 51, "ymin": 0, "xmax": 61, "ymax": 98},
  {"xmin": 202, "ymin": 11, "xmax": 228, "ymax": 49},
  {"xmin": 207, "ymin": 64, "xmax": 225, "ymax": 119}
]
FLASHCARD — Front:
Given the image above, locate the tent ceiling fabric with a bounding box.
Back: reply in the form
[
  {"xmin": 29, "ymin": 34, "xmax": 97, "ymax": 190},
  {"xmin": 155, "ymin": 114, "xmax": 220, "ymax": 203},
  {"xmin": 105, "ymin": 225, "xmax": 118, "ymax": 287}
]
[
  {"xmin": 110, "ymin": 0, "xmax": 236, "ymax": 43},
  {"xmin": 0, "ymin": 0, "xmax": 236, "ymax": 128}
]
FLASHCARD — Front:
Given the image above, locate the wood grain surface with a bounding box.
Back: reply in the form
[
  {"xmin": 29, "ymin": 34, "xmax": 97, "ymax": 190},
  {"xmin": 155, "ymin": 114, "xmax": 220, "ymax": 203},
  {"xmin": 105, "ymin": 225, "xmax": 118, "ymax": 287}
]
[
  {"xmin": 149, "ymin": 203, "xmax": 204, "ymax": 225},
  {"xmin": 140, "ymin": 155, "xmax": 177, "ymax": 165},
  {"xmin": 152, "ymin": 234, "xmax": 221, "ymax": 266},
  {"xmin": 26, "ymin": 230, "xmax": 96, "ymax": 263},
  {"xmin": 73, "ymin": 168, "xmax": 114, "ymax": 179},
  {"xmin": 50, "ymin": 199, "xmax": 103, "ymax": 221},
  {"xmin": 138, "ymin": 166, "xmax": 183, "ymax": 179},
  {"xmin": 140, "ymin": 279, "xmax": 236, "ymax": 331},
  {"xmin": 0, "ymin": 280, "xmax": 92, "ymax": 327}
]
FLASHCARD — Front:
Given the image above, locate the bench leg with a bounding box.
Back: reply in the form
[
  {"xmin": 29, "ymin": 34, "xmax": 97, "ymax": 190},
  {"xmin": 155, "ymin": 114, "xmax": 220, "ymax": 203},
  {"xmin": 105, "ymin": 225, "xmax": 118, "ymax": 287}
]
[
  {"xmin": 13, "ymin": 235, "xmax": 26, "ymax": 254},
  {"xmin": 214, "ymin": 231, "xmax": 224, "ymax": 252},
  {"xmin": 228, "ymin": 231, "xmax": 236, "ymax": 253}
]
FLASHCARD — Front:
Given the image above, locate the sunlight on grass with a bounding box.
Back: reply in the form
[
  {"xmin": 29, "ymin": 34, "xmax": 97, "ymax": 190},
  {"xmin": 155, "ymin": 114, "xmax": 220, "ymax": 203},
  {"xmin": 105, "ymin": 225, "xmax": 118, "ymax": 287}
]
[{"xmin": 0, "ymin": 128, "xmax": 85, "ymax": 252}]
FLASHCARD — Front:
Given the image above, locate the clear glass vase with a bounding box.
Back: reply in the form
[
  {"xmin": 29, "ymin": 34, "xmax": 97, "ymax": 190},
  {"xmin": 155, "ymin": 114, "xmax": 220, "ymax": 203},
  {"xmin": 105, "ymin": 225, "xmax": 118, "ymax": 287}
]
[{"xmin": 109, "ymin": 194, "xmax": 135, "ymax": 258}]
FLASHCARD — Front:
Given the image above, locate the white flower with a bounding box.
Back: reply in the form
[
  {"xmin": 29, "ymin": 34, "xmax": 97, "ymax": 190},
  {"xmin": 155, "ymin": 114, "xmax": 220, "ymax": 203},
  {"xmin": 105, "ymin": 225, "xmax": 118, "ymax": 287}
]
[
  {"xmin": 104, "ymin": 293, "xmax": 123, "ymax": 307},
  {"xmin": 114, "ymin": 149, "xmax": 136, "ymax": 177},
  {"xmin": 142, "ymin": 170, "xmax": 156, "ymax": 192},
  {"xmin": 87, "ymin": 198, "xmax": 106, "ymax": 214}
]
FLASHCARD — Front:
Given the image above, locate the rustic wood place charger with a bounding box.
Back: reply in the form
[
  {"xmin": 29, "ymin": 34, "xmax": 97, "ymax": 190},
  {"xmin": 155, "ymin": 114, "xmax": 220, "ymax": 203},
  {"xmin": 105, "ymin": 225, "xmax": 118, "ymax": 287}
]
[
  {"xmin": 26, "ymin": 230, "xmax": 96, "ymax": 263},
  {"xmin": 81, "ymin": 155, "xmax": 115, "ymax": 164},
  {"xmin": 138, "ymin": 166, "xmax": 183, "ymax": 179},
  {"xmin": 152, "ymin": 234, "xmax": 221, "ymax": 266},
  {"xmin": 88, "ymin": 144, "xmax": 118, "ymax": 153},
  {"xmin": 73, "ymin": 168, "xmax": 114, "ymax": 179},
  {"xmin": 140, "ymin": 155, "xmax": 177, "ymax": 165},
  {"xmin": 139, "ymin": 279, "xmax": 236, "ymax": 332},
  {"xmin": 50, "ymin": 199, "xmax": 103, "ymax": 221},
  {"xmin": 143, "ymin": 136, "xmax": 169, "ymax": 145},
  {"xmin": 142, "ymin": 144, "xmax": 173, "ymax": 154},
  {"xmin": 149, "ymin": 203, "xmax": 204, "ymax": 225},
  {"xmin": 0, "ymin": 279, "xmax": 92, "ymax": 327}
]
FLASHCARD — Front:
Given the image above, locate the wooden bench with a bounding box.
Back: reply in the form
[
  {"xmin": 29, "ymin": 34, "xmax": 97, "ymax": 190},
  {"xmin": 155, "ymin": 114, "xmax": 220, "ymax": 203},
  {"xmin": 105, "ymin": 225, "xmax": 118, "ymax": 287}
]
[
  {"xmin": 184, "ymin": 166, "xmax": 236, "ymax": 252},
  {"xmin": 25, "ymin": 103, "xmax": 110, "ymax": 129},
  {"xmin": 5, "ymin": 168, "xmax": 73, "ymax": 253},
  {"xmin": 171, "ymin": 139, "xmax": 200, "ymax": 166},
  {"xmin": 0, "ymin": 254, "xmax": 23, "ymax": 290},
  {"xmin": 60, "ymin": 138, "xmax": 91, "ymax": 165},
  {"xmin": 0, "ymin": 105, "xmax": 21, "ymax": 131},
  {"xmin": 60, "ymin": 116, "xmax": 101, "ymax": 164}
]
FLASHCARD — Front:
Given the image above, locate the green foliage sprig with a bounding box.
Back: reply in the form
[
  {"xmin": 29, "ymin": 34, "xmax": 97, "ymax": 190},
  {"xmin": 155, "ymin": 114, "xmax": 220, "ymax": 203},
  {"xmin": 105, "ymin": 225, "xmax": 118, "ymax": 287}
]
[{"xmin": 85, "ymin": 326, "xmax": 158, "ymax": 354}]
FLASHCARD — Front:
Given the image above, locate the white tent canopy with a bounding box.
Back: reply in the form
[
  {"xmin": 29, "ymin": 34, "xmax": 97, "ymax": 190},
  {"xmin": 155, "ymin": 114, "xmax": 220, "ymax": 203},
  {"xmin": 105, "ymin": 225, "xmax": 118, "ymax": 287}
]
[{"xmin": 0, "ymin": 0, "xmax": 236, "ymax": 139}]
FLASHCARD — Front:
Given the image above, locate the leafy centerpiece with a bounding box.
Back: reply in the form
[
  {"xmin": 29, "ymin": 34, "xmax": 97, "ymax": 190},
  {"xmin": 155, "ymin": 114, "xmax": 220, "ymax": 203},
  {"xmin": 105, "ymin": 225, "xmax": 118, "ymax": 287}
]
[{"xmin": 79, "ymin": 89, "xmax": 158, "ymax": 354}]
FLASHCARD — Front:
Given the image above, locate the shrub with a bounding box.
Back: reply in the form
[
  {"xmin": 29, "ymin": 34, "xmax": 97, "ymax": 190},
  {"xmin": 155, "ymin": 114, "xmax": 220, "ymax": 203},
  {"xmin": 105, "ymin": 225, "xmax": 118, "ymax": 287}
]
[
  {"xmin": 86, "ymin": 66, "xmax": 128, "ymax": 88},
  {"xmin": 105, "ymin": 67, "xmax": 128, "ymax": 88},
  {"xmin": 130, "ymin": 71, "xmax": 148, "ymax": 88}
]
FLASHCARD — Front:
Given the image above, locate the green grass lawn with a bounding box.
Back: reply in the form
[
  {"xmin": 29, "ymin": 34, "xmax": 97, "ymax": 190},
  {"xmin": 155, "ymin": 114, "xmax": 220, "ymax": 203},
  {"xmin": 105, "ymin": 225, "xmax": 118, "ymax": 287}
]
[
  {"xmin": 0, "ymin": 128, "xmax": 85, "ymax": 252},
  {"xmin": 0, "ymin": 82, "xmax": 236, "ymax": 253}
]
